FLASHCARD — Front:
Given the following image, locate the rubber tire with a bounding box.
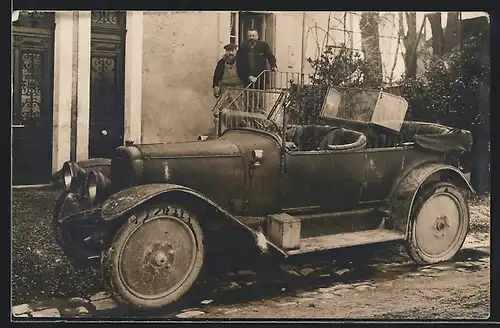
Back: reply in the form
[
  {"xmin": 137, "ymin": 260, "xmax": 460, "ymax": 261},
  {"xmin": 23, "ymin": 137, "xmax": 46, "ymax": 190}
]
[
  {"xmin": 406, "ymin": 182, "xmax": 470, "ymax": 265},
  {"xmin": 101, "ymin": 204, "xmax": 205, "ymax": 310},
  {"xmin": 52, "ymin": 190, "xmax": 99, "ymax": 266}
]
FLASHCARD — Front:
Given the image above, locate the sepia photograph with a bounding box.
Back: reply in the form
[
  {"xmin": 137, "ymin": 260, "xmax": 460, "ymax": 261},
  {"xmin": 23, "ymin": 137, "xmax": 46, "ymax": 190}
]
[{"xmin": 11, "ymin": 9, "xmax": 491, "ymax": 321}]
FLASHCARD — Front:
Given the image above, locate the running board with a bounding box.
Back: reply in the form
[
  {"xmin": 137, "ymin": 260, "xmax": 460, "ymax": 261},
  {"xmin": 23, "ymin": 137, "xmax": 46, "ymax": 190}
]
[
  {"xmin": 286, "ymin": 229, "xmax": 406, "ymax": 256},
  {"xmin": 238, "ymin": 207, "xmax": 389, "ymax": 238}
]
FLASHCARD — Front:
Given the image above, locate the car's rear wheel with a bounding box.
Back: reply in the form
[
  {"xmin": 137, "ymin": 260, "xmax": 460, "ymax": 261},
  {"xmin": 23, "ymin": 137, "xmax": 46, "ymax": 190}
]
[
  {"xmin": 406, "ymin": 182, "xmax": 469, "ymax": 265},
  {"xmin": 101, "ymin": 204, "xmax": 205, "ymax": 310}
]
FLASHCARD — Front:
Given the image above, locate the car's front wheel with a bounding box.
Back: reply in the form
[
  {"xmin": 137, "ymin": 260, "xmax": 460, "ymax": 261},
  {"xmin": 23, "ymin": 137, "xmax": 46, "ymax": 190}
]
[
  {"xmin": 101, "ymin": 204, "xmax": 205, "ymax": 310},
  {"xmin": 406, "ymin": 182, "xmax": 470, "ymax": 265}
]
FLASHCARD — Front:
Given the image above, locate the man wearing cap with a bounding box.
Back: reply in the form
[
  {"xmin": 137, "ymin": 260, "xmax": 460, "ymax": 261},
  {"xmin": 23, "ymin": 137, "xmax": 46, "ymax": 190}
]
[
  {"xmin": 213, "ymin": 43, "xmax": 244, "ymax": 98},
  {"xmin": 212, "ymin": 43, "xmax": 247, "ymax": 122}
]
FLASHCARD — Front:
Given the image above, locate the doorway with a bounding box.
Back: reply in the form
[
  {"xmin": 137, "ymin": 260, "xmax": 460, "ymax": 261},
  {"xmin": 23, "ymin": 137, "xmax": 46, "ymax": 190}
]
[
  {"xmin": 238, "ymin": 11, "xmax": 275, "ymax": 51},
  {"xmin": 12, "ymin": 12, "xmax": 55, "ymax": 185},
  {"xmin": 89, "ymin": 11, "xmax": 126, "ymax": 159}
]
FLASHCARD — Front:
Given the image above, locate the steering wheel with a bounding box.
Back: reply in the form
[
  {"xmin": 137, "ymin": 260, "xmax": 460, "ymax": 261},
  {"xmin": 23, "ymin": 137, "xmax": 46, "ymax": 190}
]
[{"xmin": 254, "ymin": 118, "xmax": 280, "ymax": 133}]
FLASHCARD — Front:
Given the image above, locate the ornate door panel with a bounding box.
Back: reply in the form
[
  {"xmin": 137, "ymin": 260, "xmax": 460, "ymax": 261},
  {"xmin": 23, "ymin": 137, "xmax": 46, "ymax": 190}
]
[
  {"xmin": 12, "ymin": 12, "xmax": 55, "ymax": 185},
  {"xmin": 89, "ymin": 11, "xmax": 126, "ymax": 159}
]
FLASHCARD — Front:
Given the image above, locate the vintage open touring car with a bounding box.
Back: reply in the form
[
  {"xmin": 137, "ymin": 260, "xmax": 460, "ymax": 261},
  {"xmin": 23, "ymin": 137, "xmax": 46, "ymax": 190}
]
[{"xmin": 52, "ymin": 85, "xmax": 474, "ymax": 310}]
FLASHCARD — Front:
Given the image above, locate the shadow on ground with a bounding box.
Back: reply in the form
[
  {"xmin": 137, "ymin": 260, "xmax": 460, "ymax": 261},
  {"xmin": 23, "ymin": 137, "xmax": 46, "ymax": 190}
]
[
  {"xmin": 11, "ymin": 186, "xmax": 490, "ymax": 310},
  {"xmin": 126, "ymin": 246, "xmax": 488, "ymax": 318}
]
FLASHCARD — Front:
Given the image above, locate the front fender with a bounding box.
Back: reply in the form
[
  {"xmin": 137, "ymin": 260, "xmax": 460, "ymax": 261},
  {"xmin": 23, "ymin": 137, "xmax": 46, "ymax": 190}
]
[
  {"xmin": 101, "ymin": 183, "xmax": 287, "ymax": 256},
  {"xmin": 389, "ymin": 163, "xmax": 475, "ymax": 238}
]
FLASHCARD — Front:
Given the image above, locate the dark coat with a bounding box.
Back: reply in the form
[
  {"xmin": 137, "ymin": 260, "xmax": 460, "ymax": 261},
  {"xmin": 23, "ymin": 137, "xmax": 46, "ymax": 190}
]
[
  {"xmin": 212, "ymin": 58, "xmax": 244, "ymax": 88},
  {"xmin": 236, "ymin": 40, "xmax": 277, "ymax": 85},
  {"xmin": 212, "ymin": 58, "xmax": 226, "ymax": 88}
]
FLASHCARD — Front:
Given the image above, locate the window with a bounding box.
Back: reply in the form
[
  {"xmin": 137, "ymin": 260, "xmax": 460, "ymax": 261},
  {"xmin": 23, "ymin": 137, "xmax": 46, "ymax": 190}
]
[{"xmin": 230, "ymin": 12, "xmax": 238, "ymax": 44}]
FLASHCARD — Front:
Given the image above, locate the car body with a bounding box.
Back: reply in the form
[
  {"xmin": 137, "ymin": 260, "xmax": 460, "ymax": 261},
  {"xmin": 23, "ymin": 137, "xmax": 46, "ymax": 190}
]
[{"xmin": 52, "ymin": 86, "xmax": 474, "ymax": 310}]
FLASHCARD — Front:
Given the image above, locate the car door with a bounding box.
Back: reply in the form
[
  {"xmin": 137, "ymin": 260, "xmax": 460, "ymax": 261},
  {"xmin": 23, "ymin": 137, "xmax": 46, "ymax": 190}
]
[
  {"xmin": 358, "ymin": 148, "xmax": 407, "ymax": 203},
  {"xmin": 282, "ymin": 150, "xmax": 367, "ymax": 212}
]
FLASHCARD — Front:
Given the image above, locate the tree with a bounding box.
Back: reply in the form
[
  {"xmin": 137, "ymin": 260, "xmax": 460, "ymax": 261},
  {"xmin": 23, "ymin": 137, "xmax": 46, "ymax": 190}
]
[
  {"xmin": 359, "ymin": 12, "xmax": 383, "ymax": 85},
  {"xmin": 398, "ymin": 12, "xmax": 418, "ymax": 79},
  {"xmin": 427, "ymin": 12, "xmax": 461, "ymax": 56},
  {"xmin": 444, "ymin": 12, "xmax": 460, "ymax": 53},
  {"xmin": 427, "ymin": 13, "xmax": 444, "ymax": 55}
]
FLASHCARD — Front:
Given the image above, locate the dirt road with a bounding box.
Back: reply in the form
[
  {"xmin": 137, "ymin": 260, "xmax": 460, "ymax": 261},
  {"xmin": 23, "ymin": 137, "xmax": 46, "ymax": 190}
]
[
  {"xmin": 12, "ymin": 188, "xmax": 491, "ymax": 320},
  {"xmin": 195, "ymin": 251, "xmax": 490, "ymax": 319},
  {"xmin": 12, "ymin": 245, "xmax": 490, "ymax": 320}
]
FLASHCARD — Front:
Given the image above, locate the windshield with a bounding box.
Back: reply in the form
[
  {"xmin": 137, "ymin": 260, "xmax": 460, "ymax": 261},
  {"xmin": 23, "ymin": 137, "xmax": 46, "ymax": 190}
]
[
  {"xmin": 320, "ymin": 86, "xmax": 408, "ymax": 131},
  {"xmin": 214, "ymin": 87, "xmax": 287, "ymax": 135}
]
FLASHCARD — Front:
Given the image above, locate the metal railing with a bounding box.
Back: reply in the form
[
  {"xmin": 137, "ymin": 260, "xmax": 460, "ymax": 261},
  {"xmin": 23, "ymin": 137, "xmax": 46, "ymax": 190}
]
[
  {"xmin": 213, "ymin": 70, "xmax": 310, "ymax": 136},
  {"xmin": 212, "ymin": 70, "xmax": 406, "ymax": 135},
  {"xmin": 255, "ymin": 71, "xmax": 313, "ymax": 91},
  {"xmin": 213, "ymin": 70, "xmax": 312, "ymax": 111}
]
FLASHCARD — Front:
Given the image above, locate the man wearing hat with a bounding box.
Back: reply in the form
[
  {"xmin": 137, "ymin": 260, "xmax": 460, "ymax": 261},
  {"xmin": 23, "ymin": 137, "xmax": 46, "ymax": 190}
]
[
  {"xmin": 212, "ymin": 42, "xmax": 246, "ymax": 117},
  {"xmin": 212, "ymin": 43, "xmax": 244, "ymax": 98}
]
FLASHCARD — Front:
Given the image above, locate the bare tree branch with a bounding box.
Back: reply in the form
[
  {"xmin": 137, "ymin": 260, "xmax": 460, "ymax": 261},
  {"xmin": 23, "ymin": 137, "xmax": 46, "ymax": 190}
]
[
  {"xmin": 389, "ymin": 32, "xmax": 402, "ymax": 85},
  {"xmin": 321, "ymin": 13, "xmax": 333, "ymax": 51},
  {"xmin": 359, "ymin": 12, "xmax": 383, "ymax": 85},
  {"xmin": 343, "ymin": 12, "xmax": 348, "ymax": 45},
  {"xmin": 314, "ymin": 22, "xmax": 321, "ymax": 59},
  {"xmin": 307, "ymin": 25, "xmax": 348, "ymax": 48}
]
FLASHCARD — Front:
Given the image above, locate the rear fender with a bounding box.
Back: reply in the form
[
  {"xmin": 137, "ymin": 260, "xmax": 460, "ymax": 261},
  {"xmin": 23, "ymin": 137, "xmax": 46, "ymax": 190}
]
[
  {"xmin": 101, "ymin": 183, "xmax": 287, "ymax": 256},
  {"xmin": 389, "ymin": 163, "xmax": 474, "ymax": 238}
]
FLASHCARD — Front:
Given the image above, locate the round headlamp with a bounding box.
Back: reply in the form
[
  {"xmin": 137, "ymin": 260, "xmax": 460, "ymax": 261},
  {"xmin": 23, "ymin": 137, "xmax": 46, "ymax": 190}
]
[
  {"xmin": 62, "ymin": 162, "xmax": 73, "ymax": 191},
  {"xmin": 62, "ymin": 161, "xmax": 85, "ymax": 192},
  {"xmin": 85, "ymin": 170, "xmax": 112, "ymax": 206},
  {"xmin": 86, "ymin": 172, "xmax": 98, "ymax": 205}
]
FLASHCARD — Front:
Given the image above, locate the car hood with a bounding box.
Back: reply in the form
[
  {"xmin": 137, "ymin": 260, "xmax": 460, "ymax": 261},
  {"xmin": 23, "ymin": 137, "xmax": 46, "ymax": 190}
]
[
  {"xmin": 136, "ymin": 138, "xmax": 244, "ymax": 159},
  {"xmin": 124, "ymin": 138, "xmax": 247, "ymax": 211}
]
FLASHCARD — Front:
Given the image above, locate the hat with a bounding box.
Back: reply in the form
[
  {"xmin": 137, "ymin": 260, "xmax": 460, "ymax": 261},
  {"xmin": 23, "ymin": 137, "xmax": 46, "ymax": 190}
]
[{"xmin": 224, "ymin": 43, "xmax": 237, "ymax": 50}]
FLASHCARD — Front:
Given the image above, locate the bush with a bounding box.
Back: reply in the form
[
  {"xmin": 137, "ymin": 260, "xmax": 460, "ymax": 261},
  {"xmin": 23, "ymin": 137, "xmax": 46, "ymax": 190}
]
[
  {"xmin": 287, "ymin": 44, "xmax": 382, "ymax": 124},
  {"xmin": 399, "ymin": 33, "xmax": 490, "ymax": 192},
  {"xmin": 399, "ymin": 33, "xmax": 490, "ymax": 131}
]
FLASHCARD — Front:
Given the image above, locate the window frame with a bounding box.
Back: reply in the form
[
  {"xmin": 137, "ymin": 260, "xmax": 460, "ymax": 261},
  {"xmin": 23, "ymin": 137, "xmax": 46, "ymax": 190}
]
[{"xmin": 230, "ymin": 12, "xmax": 238, "ymax": 45}]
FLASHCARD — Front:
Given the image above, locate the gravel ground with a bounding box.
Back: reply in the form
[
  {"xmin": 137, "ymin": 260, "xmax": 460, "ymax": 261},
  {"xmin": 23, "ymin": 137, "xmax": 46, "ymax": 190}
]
[
  {"xmin": 469, "ymin": 193, "xmax": 491, "ymax": 233},
  {"xmin": 11, "ymin": 187, "xmax": 491, "ymax": 306},
  {"xmin": 198, "ymin": 257, "xmax": 490, "ymax": 319},
  {"xmin": 11, "ymin": 187, "xmax": 103, "ymax": 305}
]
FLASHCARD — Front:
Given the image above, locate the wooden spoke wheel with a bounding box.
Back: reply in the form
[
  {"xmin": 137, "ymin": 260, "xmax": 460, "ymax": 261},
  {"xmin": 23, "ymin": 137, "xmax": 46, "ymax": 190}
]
[
  {"xmin": 102, "ymin": 204, "xmax": 204, "ymax": 310},
  {"xmin": 407, "ymin": 182, "xmax": 470, "ymax": 265}
]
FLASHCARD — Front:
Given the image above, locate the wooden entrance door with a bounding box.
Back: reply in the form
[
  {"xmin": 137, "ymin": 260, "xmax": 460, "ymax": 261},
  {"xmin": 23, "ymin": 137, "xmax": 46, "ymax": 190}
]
[
  {"xmin": 12, "ymin": 12, "xmax": 55, "ymax": 185},
  {"xmin": 239, "ymin": 12, "xmax": 265, "ymax": 42},
  {"xmin": 89, "ymin": 11, "xmax": 126, "ymax": 159}
]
